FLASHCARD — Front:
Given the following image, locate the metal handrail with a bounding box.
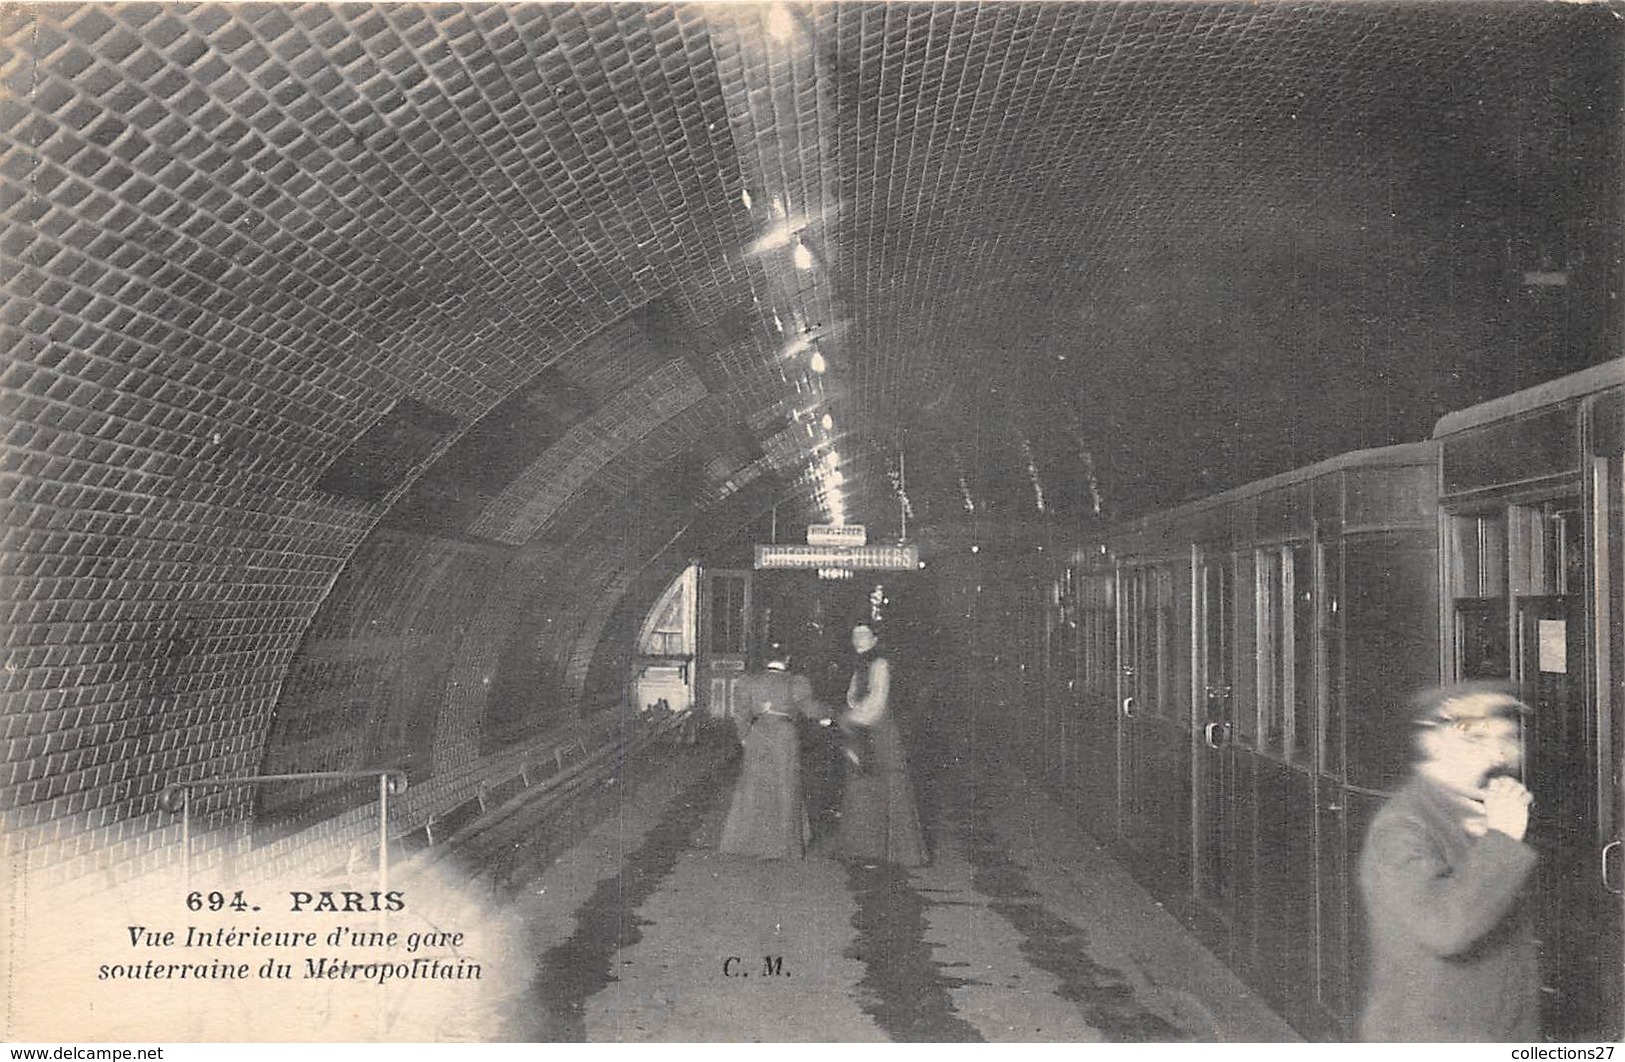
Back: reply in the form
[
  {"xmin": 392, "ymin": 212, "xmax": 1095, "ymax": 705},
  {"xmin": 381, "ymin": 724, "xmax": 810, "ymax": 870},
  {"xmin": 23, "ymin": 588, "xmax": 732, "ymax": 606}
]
[{"xmin": 159, "ymin": 770, "xmax": 408, "ymax": 891}]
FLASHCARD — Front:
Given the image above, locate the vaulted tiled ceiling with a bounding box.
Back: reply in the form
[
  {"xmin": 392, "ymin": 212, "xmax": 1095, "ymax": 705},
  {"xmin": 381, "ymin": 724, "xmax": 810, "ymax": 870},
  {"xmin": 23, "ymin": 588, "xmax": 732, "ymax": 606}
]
[{"xmin": 4, "ymin": 2, "xmax": 1619, "ymax": 545}]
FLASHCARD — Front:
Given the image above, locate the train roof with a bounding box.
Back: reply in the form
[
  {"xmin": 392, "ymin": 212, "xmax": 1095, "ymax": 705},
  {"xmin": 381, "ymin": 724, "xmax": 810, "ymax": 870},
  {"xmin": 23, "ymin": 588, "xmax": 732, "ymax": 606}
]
[
  {"xmin": 1084, "ymin": 361, "xmax": 1623, "ymax": 557},
  {"xmin": 1100, "ymin": 439, "xmax": 1437, "ymax": 541},
  {"xmin": 1432, "ymin": 358, "xmax": 1623, "ymax": 439}
]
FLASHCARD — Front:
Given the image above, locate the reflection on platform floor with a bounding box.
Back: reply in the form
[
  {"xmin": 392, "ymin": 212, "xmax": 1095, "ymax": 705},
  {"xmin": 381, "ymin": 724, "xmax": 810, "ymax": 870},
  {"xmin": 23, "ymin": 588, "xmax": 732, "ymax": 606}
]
[{"xmin": 487, "ymin": 736, "xmax": 1297, "ymax": 1043}]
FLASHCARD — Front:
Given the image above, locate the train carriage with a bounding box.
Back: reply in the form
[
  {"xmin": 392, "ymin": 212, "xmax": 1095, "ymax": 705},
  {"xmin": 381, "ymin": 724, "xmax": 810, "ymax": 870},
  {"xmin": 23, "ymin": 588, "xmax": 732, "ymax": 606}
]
[
  {"xmin": 1045, "ymin": 360, "xmax": 1623, "ymax": 1039},
  {"xmin": 1431, "ymin": 361, "xmax": 1623, "ymax": 1041}
]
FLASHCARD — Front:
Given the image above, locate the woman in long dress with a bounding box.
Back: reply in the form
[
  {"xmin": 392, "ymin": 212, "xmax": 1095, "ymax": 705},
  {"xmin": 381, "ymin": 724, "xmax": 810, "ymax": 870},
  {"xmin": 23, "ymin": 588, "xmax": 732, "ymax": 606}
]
[
  {"xmin": 837, "ymin": 622, "xmax": 927, "ymax": 866},
  {"xmin": 719, "ymin": 646, "xmax": 824, "ymax": 859}
]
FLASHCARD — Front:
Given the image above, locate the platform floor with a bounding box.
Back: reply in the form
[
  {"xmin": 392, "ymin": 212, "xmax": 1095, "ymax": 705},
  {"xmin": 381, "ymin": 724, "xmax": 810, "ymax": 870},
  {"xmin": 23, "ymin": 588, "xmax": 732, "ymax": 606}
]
[{"xmin": 485, "ymin": 736, "xmax": 1299, "ymax": 1043}]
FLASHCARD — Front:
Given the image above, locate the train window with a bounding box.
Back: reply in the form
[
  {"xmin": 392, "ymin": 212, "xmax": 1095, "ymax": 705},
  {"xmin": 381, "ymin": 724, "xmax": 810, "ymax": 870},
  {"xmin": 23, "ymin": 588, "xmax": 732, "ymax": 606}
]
[
  {"xmin": 1120, "ymin": 570, "xmax": 1142, "ymax": 715},
  {"xmin": 1232, "ymin": 550, "xmax": 1258, "ymax": 747},
  {"xmin": 1055, "ymin": 577, "xmax": 1073, "ymax": 671},
  {"xmin": 1256, "ymin": 549, "xmax": 1283, "ymax": 753},
  {"xmin": 1290, "ymin": 544, "xmax": 1316, "ymax": 765},
  {"xmin": 1318, "ymin": 541, "xmax": 1344, "ymax": 777},
  {"xmin": 1450, "ymin": 511, "xmax": 1511, "ymax": 680},
  {"xmin": 1507, "ymin": 501, "xmax": 1583, "ymax": 597},
  {"xmin": 1449, "ymin": 512, "xmax": 1508, "ymax": 599},
  {"xmin": 1199, "ymin": 556, "xmax": 1233, "ymax": 737},
  {"xmin": 1124, "ymin": 566, "xmax": 1174, "ymax": 719},
  {"xmin": 1256, "ymin": 545, "xmax": 1315, "ymax": 765},
  {"xmin": 1138, "ymin": 570, "xmax": 1160, "ymax": 717},
  {"xmin": 1085, "ymin": 609, "xmax": 1113, "ymax": 700},
  {"xmin": 1077, "ymin": 573, "xmax": 1114, "ymax": 702},
  {"xmin": 1154, "ymin": 567, "xmax": 1177, "ymax": 719},
  {"xmin": 708, "ymin": 573, "xmax": 748, "ymax": 655}
]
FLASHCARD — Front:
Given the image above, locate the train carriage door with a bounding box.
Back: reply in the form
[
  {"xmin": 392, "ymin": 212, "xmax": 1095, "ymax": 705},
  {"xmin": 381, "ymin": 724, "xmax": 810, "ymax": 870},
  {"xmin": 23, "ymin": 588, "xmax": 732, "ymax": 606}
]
[
  {"xmin": 1599, "ymin": 438, "xmax": 1625, "ymax": 1039},
  {"xmin": 698, "ymin": 568, "xmax": 751, "ymax": 720},
  {"xmin": 1599, "ymin": 442, "xmax": 1625, "ymax": 1042},
  {"xmin": 1519, "ymin": 587, "xmax": 1602, "ymax": 1039},
  {"xmin": 1194, "ymin": 549, "xmax": 1236, "ymax": 922},
  {"xmin": 1117, "ymin": 565, "xmax": 1146, "ymax": 844},
  {"xmin": 1119, "ymin": 562, "xmax": 1175, "ymax": 863},
  {"xmin": 1118, "ymin": 560, "xmax": 1193, "ymax": 894},
  {"xmin": 1512, "ymin": 498, "xmax": 1612, "ymax": 1040},
  {"xmin": 1077, "ymin": 571, "xmax": 1119, "ymax": 821}
]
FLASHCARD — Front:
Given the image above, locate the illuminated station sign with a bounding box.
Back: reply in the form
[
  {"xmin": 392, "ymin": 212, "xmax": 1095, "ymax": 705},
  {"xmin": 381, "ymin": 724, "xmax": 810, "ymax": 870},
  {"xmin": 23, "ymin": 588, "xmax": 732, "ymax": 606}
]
[
  {"xmin": 806, "ymin": 523, "xmax": 868, "ymax": 547},
  {"xmin": 754, "ymin": 543, "xmax": 919, "ymax": 571}
]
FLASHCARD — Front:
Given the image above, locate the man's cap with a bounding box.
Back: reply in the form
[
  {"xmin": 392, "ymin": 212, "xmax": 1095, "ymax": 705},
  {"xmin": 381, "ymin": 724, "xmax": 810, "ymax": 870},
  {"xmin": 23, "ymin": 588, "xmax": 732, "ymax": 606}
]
[{"xmin": 1408, "ymin": 681, "xmax": 1530, "ymax": 726}]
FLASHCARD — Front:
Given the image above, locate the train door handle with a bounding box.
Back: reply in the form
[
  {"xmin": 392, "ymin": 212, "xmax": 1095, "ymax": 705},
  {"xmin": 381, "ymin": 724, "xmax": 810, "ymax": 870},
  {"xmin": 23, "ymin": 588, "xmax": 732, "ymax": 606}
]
[
  {"xmin": 1204, "ymin": 721, "xmax": 1230, "ymax": 749},
  {"xmin": 1603, "ymin": 839, "xmax": 1623, "ymax": 895},
  {"xmin": 1121, "ymin": 696, "xmax": 1137, "ymax": 719}
]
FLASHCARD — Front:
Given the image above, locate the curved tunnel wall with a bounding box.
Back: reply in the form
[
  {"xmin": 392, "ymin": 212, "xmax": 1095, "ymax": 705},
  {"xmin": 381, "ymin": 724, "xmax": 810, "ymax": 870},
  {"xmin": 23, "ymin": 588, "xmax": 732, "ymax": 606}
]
[
  {"xmin": 0, "ymin": 2, "xmax": 794, "ymax": 891},
  {"xmin": 239, "ymin": 445, "xmax": 780, "ymax": 871},
  {"xmin": 254, "ymin": 529, "xmax": 510, "ymax": 834},
  {"xmin": 2, "ymin": 398, "xmax": 724, "ymax": 893},
  {"xmin": 3, "ymin": 253, "xmax": 782, "ymax": 891}
]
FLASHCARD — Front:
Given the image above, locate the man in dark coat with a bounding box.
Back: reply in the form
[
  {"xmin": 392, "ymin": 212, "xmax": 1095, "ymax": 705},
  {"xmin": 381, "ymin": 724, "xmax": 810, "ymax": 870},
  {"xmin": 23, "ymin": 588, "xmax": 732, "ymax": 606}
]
[{"xmin": 1358, "ymin": 684, "xmax": 1539, "ymax": 1042}]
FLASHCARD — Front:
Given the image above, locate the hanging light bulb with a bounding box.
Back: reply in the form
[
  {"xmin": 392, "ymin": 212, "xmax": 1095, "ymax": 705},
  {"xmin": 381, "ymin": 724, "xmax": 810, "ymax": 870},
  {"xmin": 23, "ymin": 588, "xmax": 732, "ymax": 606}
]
[{"xmin": 809, "ymin": 349, "xmax": 826, "ymax": 373}]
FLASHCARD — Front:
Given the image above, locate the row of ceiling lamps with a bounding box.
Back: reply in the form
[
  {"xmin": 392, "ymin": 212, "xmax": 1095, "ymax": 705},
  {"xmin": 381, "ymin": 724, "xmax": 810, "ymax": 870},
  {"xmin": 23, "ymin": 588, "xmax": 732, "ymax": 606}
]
[
  {"xmin": 742, "ymin": 190, "xmax": 845, "ymax": 526},
  {"xmin": 737, "ymin": 3, "xmax": 844, "ymax": 527}
]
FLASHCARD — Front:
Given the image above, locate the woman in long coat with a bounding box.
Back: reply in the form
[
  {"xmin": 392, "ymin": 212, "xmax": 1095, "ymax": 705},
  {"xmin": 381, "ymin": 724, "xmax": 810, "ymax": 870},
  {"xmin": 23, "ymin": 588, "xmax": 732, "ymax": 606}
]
[
  {"xmin": 837, "ymin": 622, "xmax": 927, "ymax": 867},
  {"xmin": 719, "ymin": 646, "xmax": 824, "ymax": 859}
]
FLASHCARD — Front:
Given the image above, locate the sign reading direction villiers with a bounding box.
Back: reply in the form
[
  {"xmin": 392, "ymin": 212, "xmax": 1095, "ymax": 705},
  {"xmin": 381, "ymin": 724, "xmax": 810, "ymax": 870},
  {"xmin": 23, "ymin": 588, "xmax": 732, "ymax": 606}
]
[
  {"xmin": 755, "ymin": 543, "xmax": 918, "ymax": 571},
  {"xmin": 806, "ymin": 523, "xmax": 867, "ymax": 547}
]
